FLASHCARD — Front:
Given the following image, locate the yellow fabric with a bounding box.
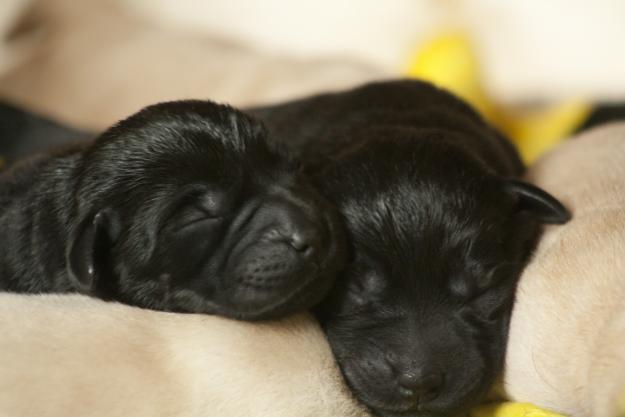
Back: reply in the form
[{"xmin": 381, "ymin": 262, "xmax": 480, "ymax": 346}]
[
  {"xmin": 471, "ymin": 402, "xmax": 567, "ymax": 417},
  {"xmin": 405, "ymin": 32, "xmax": 591, "ymax": 164},
  {"xmin": 406, "ymin": 32, "xmax": 497, "ymax": 123},
  {"xmin": 502, "ymin": 100, "xmax": 591, "ymax": 163}
]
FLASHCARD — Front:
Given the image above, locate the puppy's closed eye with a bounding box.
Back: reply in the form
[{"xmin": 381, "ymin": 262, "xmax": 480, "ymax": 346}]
[
  {"xmin": 343, "ymin": 261, "xmax": 387, "ymax": 307},
  {"xmin": 174, "ymin": 204, "xmax": 224, "ymax": 230},
  {"xmin": 348, "ymin": 273, "xmax": 378, "ymax": 307},
  {"xmin": 163, "ymin": 188, "xmax": 231, "ymax": 232},
  {"xmin": 454, "ymin": 263, "xmax": 517, "ymax": 323},
  {"xmin": 451, "ymin": 263, "xmax": 510, "ymax": 302},
  {"xmin": 160, "ymin": 203, "xmax": 227, "ymax": 265}
]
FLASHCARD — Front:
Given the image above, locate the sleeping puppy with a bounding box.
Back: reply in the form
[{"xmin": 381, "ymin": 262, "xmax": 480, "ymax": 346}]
[
  {"xmin": 0, "ymin": 293, "xmax": 370, "ymax": 417},
  {"xmin": 251, "ymin": 80, "xmax": 570, "ymax": 417},
  {"xmin": 503, "ymin": 122, "xmax": 625, "ymax": 417},
  {"xmin": 0, "ymin": 100, "xmax": 345, "ymax": 320}
]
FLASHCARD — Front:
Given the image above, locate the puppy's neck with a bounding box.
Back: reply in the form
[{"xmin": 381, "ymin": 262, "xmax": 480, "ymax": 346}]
[{"xmin": 0, "ymin": 151, "xmax": 80, "ymax": 292}]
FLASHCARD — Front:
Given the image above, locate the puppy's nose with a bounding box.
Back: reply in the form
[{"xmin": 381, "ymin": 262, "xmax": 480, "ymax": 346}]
[
  {"xmin": 397, "ymin": 370, "xmax": 443, "ymax": 401},
  {"xmin": 263, "ymin": 204, "xmax": 323, "ymax": 258},
  {"xmin": 267, "ymin": 226, "xmax": 320, "ymax": 257}
]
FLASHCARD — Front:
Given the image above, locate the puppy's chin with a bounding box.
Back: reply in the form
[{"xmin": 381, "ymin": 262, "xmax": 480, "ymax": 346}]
[
  {"xmin": 332, "ymin": 344, "xmax": 495, "ymax": 417},
  {"xmin": 341, "ymin": 365, "xmax": 419, "ymax": 416},
  {"xmin": 167, "ymin": 268, "xmax": 334, "ymax": 320},
  {"xmin": 348, "ymin": 370, "xmax": 492, "ymax": 417},
  {"xmin": 221, "ymin": 207, "xmax": 345, "ymax": 320},
  {"xmin": 226, "ymin": 268, "xmax": 336, "ymax": 320},
  {"xmin": 340, "ymin": 358, "xmax": 494, "ymax": 416}
]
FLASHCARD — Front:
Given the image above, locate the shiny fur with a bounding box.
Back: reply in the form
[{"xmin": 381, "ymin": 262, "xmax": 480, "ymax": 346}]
[
  {"xmin": 0, "ymin": 100, "xmax": 345, "ymax": 320},
  {"xmin": 251, "ymin": 80, "xmax": 570, "ymax": 417}
]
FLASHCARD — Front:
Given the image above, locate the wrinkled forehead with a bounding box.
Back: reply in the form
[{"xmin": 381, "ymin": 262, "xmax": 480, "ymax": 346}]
[
  {"xmin": 345, "ymin": 175, "xmax": 481, "ymax": 238},
  {"xmin": 341, "ymin": 174, "xmax": 513, "ymax": 276},
  {"xmin": 78, "ymin": 104, "xmax": 292, "ymax": 204},
  {"xmin": 114, "ymin": 104, "xmax": 282, "ymax": 162},
  {"xmin": 99, "ymin": 103, "xmax": 267, "ymax": 157}
]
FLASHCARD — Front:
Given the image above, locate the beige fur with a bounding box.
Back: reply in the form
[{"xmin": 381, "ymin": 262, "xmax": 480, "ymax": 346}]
[
  {"xmin": 0, "ymin": 0, "xmax": 383, "ymax": 130},
  {"xmin": 0, "ymin": 293, "xmax": 370, "ymax": 417},
  {"xmin": 502, "ymin": 122, "xmax": 625, "ymax": 417}
]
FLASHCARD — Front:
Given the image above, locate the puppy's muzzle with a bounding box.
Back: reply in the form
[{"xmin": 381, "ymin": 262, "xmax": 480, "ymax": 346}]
[
  {"xmin": 389, "ymin": 355, "xmax": 444, "ymax": 410},
  {"xmin": 230, "ymin": 196, "xmax": 329, "ymax": 291},
  {"xmin": 347, "ymin": 352, "xmax": 447, "ymax": 416},
  {"xmin": 260, "ymin": 204, "xmax": 322, "ymax": 260}
]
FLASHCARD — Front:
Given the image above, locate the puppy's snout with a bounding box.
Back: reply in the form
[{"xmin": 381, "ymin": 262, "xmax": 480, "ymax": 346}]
[
  {"xmin": 386, "ymin": 354, "xmax": 444, "ymax": 403},
  {"xmin": 397, "ymin": 371, "xmax": 443, "ymax": 400},
  {"xmin": 262, "ymin": 204, "xmax": 323, "ymax": 259},
  {"xmin": 272, "ymin": 228, "xmax": 319, "ymax": 257}
]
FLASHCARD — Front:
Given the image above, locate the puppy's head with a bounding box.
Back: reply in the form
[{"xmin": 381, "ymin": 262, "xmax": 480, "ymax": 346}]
[
  {"xmin": 314, "ymin": 134, "xmax": 569, "ymax": 417},
  {"xmin": 65, "ymin": 100, "xmax": 345, "ymax": 320}
]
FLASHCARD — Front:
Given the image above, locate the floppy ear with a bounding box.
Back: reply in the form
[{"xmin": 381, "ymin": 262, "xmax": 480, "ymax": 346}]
[
  {"xmin": 66, "ymin": 209, "xmax": 120, "ymax": 293},
  {"xmin": 503, "ymin": 179, "xmax": 571, "ymax": 224}
]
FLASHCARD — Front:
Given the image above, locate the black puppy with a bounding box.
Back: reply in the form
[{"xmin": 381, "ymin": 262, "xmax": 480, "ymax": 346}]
[
  {"xmin": 0, "ymin": 100, "xmax": 345, "ymax": 320},
  {"xmin": 251, "ymin": 80, "xmax": 570, "ymax": 416}
]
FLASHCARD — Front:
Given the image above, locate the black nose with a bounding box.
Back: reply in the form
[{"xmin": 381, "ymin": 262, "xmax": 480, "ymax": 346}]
[
  {"xmin": 384, "ymin": 353, "xmax": 444, "ymax": 402},
  {"xmin": 263, "ymin": 204, "xmax": 323, "ymax": 258},
  {"xmin": 397, "ymin": 370, "xmax": 443, "ymax": 401},
  {"xmin": 267, "ymin": 226, "xmax": 320, "ymax": 257}
]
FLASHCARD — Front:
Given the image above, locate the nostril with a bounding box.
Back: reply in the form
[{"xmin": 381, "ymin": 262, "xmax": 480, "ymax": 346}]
[
  {"xmin": 398, "ymin": 386, "xmax": 416, "ymax": 399},
  {"xmin": 398, "ymin": 372, "xmax": 420, "ymax": 389},
  {"xmin": 289, "ymin": 231, "xmax": 313, "ymax": 253},
  {"xmin": 385, "ymin": 351, "xmax": 398, "ymax": 367},
  {"xmin": 288, "ymin": 228, "xmax": 321, "ymax": 258},
  {"xmin": 256, "ymin": 198, "xmax": 325, "ymax": 257},
  {"xmin": 265, "ymin": 227, "xmax": 319, "ymax": 257},
  {"xmin": 398, "ymin": 371, "xmax": 443, "ymax": 399}
]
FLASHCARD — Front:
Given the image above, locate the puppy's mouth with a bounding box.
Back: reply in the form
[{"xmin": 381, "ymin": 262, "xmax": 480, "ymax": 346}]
[
  {"xmin": 351, "ymin": 369, "xmax": 491, "ymax": 417},
  {"xmin": 230, "ymin": 266, "xmax": 331, "ymax": 319},
  {"xmin": 336, "ymin": 351, "xmax": 486, "ymax": 417},
  {"xmin": 235, "ymin": 245, "xmax": 321, "ymax": 288},
  {"xmin": 340, "ymin": 362, "xmax": 426, "ymax": 416},
  {"xmin": 222, "ymin": 200, "xmax": 345, "ymax": 319}
]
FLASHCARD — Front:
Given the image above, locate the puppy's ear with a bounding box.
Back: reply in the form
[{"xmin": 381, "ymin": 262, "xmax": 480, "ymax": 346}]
[
  {"xmin": 503, "ymin": 179, "xmax": 571, "ymax": 224},
  {"xmin": 66, "ymin": 209, "xmax": 120, "ymax": 293}
]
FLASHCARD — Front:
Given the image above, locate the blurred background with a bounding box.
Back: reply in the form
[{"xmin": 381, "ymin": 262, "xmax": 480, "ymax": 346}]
[{"xmin": 1, "ymin": 0, "xmax": 625, "ymax": 159}]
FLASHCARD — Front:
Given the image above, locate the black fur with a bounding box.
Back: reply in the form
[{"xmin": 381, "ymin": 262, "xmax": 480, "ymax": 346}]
[
  {"xmin": 251, "ymin": 80, "xmax": 570, "ymax": 417},
  {"xmin": 577, "ymin": 102, "xmax": 625, "ymax": 132},
  {"xmin": 0, "ymin": 102, "xmax": 91, "ymax": 167},
  {"xmin": 0, "ymin": 100, "xmax": 346, "ymax": 320}
]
